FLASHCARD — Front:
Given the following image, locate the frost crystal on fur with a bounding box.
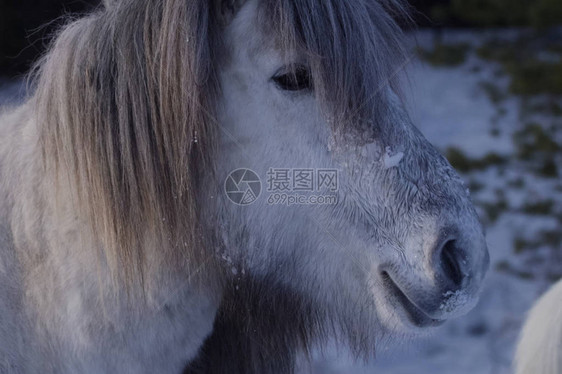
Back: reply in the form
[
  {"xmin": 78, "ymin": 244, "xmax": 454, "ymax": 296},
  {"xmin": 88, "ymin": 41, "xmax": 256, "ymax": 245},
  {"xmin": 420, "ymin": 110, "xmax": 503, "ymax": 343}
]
[{"xmin": 383, "ymin": 146, "xmax": 405, "ymax": 169}]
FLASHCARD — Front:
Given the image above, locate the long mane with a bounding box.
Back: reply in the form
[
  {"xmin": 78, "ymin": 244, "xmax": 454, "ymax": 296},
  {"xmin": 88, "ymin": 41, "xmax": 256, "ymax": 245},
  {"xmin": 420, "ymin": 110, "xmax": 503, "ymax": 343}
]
[
  {"xmin": 260, "ymin": 0, "xmax": 410, "ymax": 132},
  {"xmin": 35, "ymin": 0, "xmax": 222, "ymax": 289}
]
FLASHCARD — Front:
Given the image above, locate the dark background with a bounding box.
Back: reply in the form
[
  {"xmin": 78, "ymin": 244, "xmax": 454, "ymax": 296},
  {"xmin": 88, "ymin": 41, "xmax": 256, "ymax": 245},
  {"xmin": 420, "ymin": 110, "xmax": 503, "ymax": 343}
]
[
  {"xmin": 1, "ymin": 0, "xmax": 562, "ymax": 77},
  {"xmin": 0, "ymin": 0, "xmax": 100, "ymax": 76}
]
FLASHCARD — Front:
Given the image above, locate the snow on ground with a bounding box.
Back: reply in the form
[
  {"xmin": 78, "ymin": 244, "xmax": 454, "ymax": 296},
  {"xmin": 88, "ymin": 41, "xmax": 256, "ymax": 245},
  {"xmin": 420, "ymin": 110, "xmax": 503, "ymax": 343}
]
[{"xmin": 404, "ymin": 29, "xmax": 522, "ymax": 158}]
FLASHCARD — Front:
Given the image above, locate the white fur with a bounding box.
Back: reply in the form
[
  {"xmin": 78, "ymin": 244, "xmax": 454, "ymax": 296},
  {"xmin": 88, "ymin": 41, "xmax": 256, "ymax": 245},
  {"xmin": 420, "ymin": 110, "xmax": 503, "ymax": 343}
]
[
  {"xmin": 214, "ymin": 0, "xmax": 488, "ymax": 337},
  {"xmin": 515, "ymin": 279, "xmax": 562, "ymax": 374}
]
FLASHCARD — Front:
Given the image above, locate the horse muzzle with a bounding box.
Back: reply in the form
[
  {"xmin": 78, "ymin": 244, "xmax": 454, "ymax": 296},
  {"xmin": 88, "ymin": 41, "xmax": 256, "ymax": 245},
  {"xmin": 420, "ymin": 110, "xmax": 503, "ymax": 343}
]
[{"xmin": 379, "ymin": 223, "xmax": 490, "ymax": 326}]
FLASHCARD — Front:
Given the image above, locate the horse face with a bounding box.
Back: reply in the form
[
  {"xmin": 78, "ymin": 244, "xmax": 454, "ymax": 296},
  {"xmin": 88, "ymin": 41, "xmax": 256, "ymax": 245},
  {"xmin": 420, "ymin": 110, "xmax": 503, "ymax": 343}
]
[{"xmin": 215, "ymin": 0, "xmax": 489, "ymax": 337}]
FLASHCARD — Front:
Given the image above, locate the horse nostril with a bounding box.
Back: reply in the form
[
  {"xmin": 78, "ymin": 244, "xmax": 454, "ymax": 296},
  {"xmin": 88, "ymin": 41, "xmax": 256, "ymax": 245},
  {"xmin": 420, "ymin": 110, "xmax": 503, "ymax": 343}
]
[{"xmin": 439, "ymin": 239, "xmax": 464, "ymax": 287}]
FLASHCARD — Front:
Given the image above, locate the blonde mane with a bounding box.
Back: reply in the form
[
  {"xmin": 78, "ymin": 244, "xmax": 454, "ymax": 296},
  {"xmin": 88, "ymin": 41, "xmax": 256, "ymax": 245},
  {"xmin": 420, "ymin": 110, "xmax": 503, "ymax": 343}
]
[{"xmin": 35, "ymin": 0, "xmax": 222, "ymax": 289}]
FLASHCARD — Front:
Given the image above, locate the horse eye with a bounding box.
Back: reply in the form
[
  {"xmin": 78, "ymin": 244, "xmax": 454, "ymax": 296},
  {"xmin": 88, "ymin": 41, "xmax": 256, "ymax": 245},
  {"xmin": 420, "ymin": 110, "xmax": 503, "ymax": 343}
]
[{"xmin": 272, "ymin": 66, "xmax": 312, "ymax": 92}]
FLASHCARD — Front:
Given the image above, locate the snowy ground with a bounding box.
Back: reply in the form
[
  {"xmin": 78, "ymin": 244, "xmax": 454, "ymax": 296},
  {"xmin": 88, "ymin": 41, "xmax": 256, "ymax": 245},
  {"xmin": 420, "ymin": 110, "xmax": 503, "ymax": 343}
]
[
  {"xmin": 0, "ymin": 77, "xmax": 27, "ymax": 107},
  {"xmin": 1, "ymin": 29, "xmax": 560, "ymax": 374}
]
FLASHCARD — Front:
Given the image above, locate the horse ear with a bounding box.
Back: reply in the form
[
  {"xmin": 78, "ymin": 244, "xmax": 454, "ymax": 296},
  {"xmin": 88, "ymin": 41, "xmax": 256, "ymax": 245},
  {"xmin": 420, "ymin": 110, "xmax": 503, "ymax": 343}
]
[{"xmin": 214, "ymin": 0, "xmax": 247, "ymax": 25}]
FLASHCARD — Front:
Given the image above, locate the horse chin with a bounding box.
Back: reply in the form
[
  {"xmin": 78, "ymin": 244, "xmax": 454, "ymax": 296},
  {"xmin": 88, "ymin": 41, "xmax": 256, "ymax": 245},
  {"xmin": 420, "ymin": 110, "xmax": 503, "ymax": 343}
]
[
  {"xmin": 382, "ymin": 273, "xmax": 447, "ymax": 329},
  {"xmin": 376, "ymin": 272, "xmax": 446, "ymax": 331}
]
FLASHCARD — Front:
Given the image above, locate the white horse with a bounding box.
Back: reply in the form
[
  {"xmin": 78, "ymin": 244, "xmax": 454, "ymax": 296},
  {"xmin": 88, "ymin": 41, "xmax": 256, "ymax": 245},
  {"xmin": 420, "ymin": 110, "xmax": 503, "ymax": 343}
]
[
  {"xmin": 0, "ymin": 0, "xmax": 489, "ymax": 373},
  {"xmin": 515, "ymin": 279, "xmax": 562, "ymax": 374}
]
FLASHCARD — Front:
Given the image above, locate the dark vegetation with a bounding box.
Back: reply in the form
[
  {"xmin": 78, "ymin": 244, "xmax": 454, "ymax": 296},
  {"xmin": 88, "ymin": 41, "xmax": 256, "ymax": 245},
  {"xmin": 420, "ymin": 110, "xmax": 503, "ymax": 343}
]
[
  {"xmin": 0, "ymin": 0, "xmax": 99, "ymax": 76},
  {"xmin": 416, "ymin": 43, "xmax": 469, "ymax": 67},
  {"xmin": 445, "ymin": 148, "xmax": 507, "ymax": 173},
  {"xmin": 410, "ymin": 0, "xmax": 562, "ymax": 28}
]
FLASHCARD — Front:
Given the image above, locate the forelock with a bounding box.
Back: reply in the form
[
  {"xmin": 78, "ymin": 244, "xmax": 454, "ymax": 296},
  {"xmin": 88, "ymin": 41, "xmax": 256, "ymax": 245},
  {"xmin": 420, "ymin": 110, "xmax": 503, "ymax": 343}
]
[{"xmin": 257, "ymin": 0, "xmax": 410, "ymax": 137}]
